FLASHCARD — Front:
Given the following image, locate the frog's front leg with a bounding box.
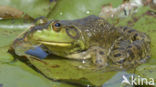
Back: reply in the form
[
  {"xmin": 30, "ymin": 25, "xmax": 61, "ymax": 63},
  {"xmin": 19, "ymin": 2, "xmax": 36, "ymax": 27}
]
[{"xmin": 66, "ymin": 46, "xmax": 108, "ymax": 67}]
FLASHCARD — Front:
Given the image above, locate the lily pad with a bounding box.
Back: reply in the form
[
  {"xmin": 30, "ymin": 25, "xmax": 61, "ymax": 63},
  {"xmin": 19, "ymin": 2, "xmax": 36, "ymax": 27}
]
[
  {"xmin": 27, "ymin": 56, "xmax": 117, "ymax": 86},
  {"xmin": 48, "ymin": 0, "xmax": 123, "ymax": 20},
  {"xmin": 0, "ymin": 0, "xmax": 156, "ymax": 87},
  {"xmin": 0, "ymin": 61, "xmax": 77, "ymax": 87},
  {"xmin": 0, "ymin": 0, "xmax": 56, "ymax": 18}
]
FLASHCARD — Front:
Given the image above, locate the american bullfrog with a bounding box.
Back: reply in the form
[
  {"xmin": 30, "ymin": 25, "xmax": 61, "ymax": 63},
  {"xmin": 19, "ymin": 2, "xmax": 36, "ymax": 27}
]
[{"xmin": 10, "ymin": 15, "xmax": 151, "ymax": 68}]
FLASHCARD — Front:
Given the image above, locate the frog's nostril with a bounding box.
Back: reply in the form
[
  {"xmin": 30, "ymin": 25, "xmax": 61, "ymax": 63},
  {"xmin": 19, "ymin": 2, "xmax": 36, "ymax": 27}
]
[{"xmin": 66, "ymin": 27, "xmax": 80, "ymax": 39}]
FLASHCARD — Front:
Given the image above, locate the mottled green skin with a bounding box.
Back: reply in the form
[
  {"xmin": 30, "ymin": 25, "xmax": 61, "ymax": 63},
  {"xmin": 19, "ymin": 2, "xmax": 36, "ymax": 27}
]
[{"xmin": 12, "ymin": 15, "xmax": 151, "ymax": 68}]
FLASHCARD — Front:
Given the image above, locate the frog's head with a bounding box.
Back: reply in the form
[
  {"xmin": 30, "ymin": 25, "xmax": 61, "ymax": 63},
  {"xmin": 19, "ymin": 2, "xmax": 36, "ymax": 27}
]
[{"xmin": 25, "ymin": 20, "xmax": 88, "ymax": 57}]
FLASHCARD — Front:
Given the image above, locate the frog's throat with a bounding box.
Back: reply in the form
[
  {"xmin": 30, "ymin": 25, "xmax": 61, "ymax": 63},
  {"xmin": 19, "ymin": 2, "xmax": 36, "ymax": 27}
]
[{"xmin": 39, "ymin": 41, "xmax": 72, "ymax": 47}]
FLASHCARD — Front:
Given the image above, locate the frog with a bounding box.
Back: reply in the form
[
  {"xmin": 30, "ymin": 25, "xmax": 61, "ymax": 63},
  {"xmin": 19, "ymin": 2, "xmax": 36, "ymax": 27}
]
[{"xmin": 9, "ymin": 15, "xmax": 151, "ymax": 68}]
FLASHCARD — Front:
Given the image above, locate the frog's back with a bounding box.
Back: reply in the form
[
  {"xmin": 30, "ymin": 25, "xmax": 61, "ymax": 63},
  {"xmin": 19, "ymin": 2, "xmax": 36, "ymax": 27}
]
[
  {"xmin": 60, "ymin": 15, "xmax": 151, "ymax": 68},
  {"xmin": 60, "ymin": 15, "xmax": 121, "ymax": 48}
]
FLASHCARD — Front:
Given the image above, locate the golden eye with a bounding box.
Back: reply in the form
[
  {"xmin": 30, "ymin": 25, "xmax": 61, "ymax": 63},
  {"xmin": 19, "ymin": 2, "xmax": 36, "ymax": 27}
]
[{"xmin": 52, "ymin": 23, "xmax": 61, "ymax": 32}]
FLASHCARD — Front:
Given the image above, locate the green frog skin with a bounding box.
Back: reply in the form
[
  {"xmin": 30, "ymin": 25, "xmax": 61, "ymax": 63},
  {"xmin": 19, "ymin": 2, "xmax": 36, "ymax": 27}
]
[{"xmin": 11, "ymin": 15, "xmax": 151, "ymax": 68}]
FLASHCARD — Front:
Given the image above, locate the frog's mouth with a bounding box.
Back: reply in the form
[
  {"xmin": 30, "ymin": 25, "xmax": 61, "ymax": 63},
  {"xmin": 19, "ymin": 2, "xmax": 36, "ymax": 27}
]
[{"xmin": 39, "ymin": 41, "xmax": 72, "ymax": 47}]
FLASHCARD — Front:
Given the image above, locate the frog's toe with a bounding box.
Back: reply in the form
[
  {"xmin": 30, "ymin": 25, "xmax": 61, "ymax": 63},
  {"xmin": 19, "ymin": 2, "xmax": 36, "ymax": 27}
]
[
  {"xmin": 92, "ymin": 50, "xmax": 108, "ymax": 67},
  {"xmin": 94, "ymin": 58, "xmax": 108, "ymax": 66},
  {"xmin": 109, "ymin": 48, "xmax": 128, "ymax": 65}
]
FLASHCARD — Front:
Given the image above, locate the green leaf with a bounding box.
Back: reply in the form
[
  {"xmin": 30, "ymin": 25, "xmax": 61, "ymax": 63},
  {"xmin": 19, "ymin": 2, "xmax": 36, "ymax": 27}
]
[
  {"xmin": 0, "ymin": 61, "xmax": 76, "ymax": 87},
  {"xmin": 27, "ymin": 56, "xmax": 117, "ymax": 86},
  {"xmin": 0, "ymin": 0, "xmax": 56, "ymax": 18},
  {"xmin": 48, "ymin": 0, "xmax": 122, "ymax": 20}
]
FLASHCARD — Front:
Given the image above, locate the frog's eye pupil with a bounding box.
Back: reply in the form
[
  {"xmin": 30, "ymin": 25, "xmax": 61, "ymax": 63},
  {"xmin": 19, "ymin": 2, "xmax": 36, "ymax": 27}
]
[
  {"xmin": 52, "ymin": 23, "xmax": 61, "ymax": 32},
  {"xmin": 55, "ymin": 23, "xmax": 61, "ymax": 27}
]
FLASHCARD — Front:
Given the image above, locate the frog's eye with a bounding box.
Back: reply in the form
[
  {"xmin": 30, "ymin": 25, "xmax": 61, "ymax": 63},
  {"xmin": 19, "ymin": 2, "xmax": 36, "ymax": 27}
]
[
  {"xmin": 55, "ymin": 23, "xmax": 61, "ymax": 27},
  {"xmin": 52, "ymin": 23, "xmax": 61, "ymax": 32}
]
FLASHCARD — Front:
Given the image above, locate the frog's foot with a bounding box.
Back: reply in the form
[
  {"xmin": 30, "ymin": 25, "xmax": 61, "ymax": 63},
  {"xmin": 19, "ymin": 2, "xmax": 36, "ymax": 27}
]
[
  {"xmin": 109, "ymin": 42, "xmax": 139, "ymax": 68},
  {"xmin": 90, "ymin": 47, "xmax": 108, "ymax": 67},
  {"xmin": 109, "ymin": 27, "xmax": 151, "ymax": 68},
  {"xmin": 121, "ymin": 27, "xmax": 151, "ymax": 61}
]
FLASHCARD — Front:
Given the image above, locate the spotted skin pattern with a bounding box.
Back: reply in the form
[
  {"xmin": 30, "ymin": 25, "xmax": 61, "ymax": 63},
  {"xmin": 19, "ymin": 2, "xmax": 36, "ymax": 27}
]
[
  {"xmin": 108, "ymin": 26, "xmax": 151, "ymax": 67},
  {"xmin": 11, "ymin": 15, "xmax": 151, "ymax": 68}
]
